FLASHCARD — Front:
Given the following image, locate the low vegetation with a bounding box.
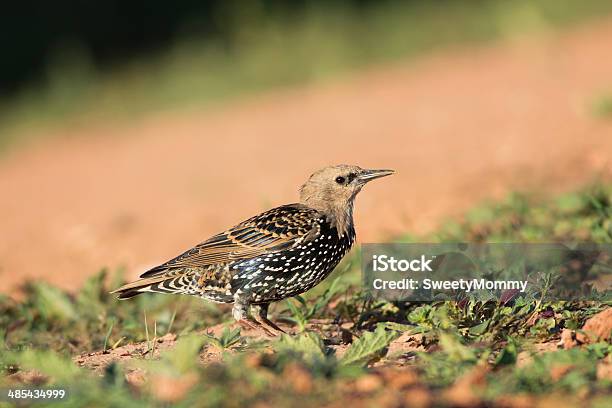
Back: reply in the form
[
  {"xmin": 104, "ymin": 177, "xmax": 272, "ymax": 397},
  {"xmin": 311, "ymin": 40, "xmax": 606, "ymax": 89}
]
[{"xmin": 1, "ymin": 184, "xmax": 611, "ymax": 407}]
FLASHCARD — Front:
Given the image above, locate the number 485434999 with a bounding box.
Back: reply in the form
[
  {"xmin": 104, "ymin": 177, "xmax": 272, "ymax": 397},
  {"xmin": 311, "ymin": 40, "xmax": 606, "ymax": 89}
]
[{"xmin": 4, "ymin": 388, "xmax": 67, "ymax": 401}]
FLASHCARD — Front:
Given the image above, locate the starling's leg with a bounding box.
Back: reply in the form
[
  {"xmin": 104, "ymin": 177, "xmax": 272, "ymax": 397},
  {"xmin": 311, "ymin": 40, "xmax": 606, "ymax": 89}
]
[
  {"xmin": 232, "ymin": 297, "xmax": 276, "ymax": 337},
  {"xmin": 255, "ymin": 303, "xmax": 286, "ymax": 335},
  {"xmin": 232, "ymin": 298, "xmax": 258, "ymax": 330}
]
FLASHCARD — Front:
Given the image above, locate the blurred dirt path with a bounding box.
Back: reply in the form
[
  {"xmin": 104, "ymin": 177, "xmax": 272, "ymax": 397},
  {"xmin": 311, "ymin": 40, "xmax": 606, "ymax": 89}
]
[{"xmin": 1, "ymin": 20, "xmax": 612, "ymax": 293}]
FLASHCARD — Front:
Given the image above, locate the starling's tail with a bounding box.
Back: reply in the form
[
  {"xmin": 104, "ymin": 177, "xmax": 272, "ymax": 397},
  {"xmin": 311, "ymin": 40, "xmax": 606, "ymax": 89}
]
[
  {"xmin": 115, "ymin": 289, "xmax": 145, "ymax": 299},
  {"xmin": 110, "ymin": 275, "xmax": 180, "ymax": 299}
]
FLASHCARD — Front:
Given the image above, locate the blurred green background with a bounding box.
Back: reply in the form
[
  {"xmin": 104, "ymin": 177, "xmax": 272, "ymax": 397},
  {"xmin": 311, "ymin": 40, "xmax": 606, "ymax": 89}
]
[{"xmin": 3, "ymin": 0, "xmax": 612, "ymax": 148}]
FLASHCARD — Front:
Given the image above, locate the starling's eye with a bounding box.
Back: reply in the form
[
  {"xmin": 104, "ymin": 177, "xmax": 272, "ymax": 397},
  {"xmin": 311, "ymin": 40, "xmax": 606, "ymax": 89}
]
[{"xmin": 335, "ymin": 176, "xmax": 346, "ymax": 184}]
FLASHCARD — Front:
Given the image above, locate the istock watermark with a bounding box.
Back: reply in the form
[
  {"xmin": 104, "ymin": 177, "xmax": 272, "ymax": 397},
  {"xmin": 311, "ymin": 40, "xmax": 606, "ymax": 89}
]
[
  {"xmin": 362, "ymin": 243, "xmax": 611, "ymax": 302},
  {"xmin": 372, "ymin": 254, "xmax": 435, "ymax": 272}
]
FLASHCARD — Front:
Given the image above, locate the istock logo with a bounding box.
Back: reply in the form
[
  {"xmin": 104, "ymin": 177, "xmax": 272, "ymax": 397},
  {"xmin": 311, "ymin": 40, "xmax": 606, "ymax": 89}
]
[{"xmin": 372, "ymin": 254, "xmax": 435, "ymax": 272}]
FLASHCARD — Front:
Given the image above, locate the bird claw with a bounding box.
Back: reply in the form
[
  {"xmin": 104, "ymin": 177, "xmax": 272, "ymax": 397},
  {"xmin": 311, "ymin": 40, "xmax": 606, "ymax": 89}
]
[
  {"xmin": 256, "ymin": 316, "xmax": 286, "ymax": 336},
  {"xmin": 259, "ymin": 322, "xmax": 285, "ymax": 337},
  {"xmin": 237, "ymin": 318, "xmax": 280, "ymax": 337}
]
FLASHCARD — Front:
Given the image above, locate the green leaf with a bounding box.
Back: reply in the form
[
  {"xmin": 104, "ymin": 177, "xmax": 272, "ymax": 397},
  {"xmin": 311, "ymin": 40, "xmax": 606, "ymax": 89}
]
[
  {"xmin": 285, "ymin": 298, "xmax": 308, "ymax": 331},
  {"xmin": 438, "ymin": 332, "xmax": 477, "ymax": 363},
  {"xmin": 276, "ymin": 332, "xmax": 326, "ymax": 361},
  {"xmin": 494, "ymin": 338, "xmax": 518, "ymax": 367},
  {"xmin": 204, "ymin": 326, "xmax": 242, "ymax": 349},
  {"xmin": 340, "ymin": 325, "xmax": 400, "ymax": 366},
  {"xmin": 469, "ymin": 321, "xmax": 489, "ymax": 336},
  {"xmin": 408, "ymin": 305, "xmax": 432, "ymax": 325}
]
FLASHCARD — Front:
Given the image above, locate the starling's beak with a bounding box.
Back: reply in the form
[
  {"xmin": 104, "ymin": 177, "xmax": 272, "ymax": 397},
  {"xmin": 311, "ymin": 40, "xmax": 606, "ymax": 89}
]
[{"xmin": 358, "ymin": 168, "xmax": 395, "ymax": 183}]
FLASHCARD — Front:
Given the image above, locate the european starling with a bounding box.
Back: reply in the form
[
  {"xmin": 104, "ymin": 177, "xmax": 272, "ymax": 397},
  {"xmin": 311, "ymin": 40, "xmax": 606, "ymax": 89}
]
[{"xmin": 112, "ymin": 165, "xmax": 393, "ymax": 335}]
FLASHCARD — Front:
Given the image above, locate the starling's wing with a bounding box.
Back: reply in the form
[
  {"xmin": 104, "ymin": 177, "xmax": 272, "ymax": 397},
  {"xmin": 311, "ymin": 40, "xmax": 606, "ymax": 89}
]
[
  {"xmin": 112, "ymin": 204, "xmax": 321, "ymax": 298},
  {"xmin": 140, "ymin": 204, "xmax": 321, "ymax": 277}
]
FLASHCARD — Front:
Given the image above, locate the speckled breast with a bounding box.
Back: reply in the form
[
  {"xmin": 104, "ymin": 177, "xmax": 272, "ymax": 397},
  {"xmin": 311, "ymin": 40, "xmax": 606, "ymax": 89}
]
[{"xmin": 229, "ymin": 218, "xmax": 355, "ymax": 304}]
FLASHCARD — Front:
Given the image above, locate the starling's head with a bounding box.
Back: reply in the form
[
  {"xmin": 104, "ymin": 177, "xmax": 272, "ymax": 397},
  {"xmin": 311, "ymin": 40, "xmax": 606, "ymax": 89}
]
[{"xmin": 299, "ymin": 165, "xmax": 394, "ymax": 232}]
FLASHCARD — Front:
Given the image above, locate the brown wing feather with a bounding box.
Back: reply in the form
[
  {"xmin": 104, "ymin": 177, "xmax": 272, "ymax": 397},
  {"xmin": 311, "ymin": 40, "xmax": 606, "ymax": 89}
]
[{"xmin": 139, "ymin": 204, "xmax": 321, "ymax": 277}]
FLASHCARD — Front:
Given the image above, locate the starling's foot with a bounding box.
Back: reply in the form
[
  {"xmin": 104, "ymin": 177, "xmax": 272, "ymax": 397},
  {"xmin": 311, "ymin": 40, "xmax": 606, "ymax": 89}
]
[
  {"xmin": 237, "ymin": 318, "xmax": 277, "ymax": 337},
  {"xmin": 234, "ymin": 297, "xmax": 277, "ymax": 337},
  {"xmin": 258, "ymin": 324, "xmax": 280, "ymax": 337},
  {"xmin": 257, "ymin": 316, "xmax": 286, "ymax": 336},
  {"xmin": 237, "ymin": 318, "xmax": 259, "ymax": 331},
  {"xmin": 254, "ymin": 303, "xmax": 286, "ymax": 336}
]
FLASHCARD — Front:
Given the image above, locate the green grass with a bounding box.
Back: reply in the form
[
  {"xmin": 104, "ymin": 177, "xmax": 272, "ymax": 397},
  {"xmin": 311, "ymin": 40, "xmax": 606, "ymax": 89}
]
[
  {"xmin": 0, "ymin": 271, "xmax": 227, "ymax": 356},
  {"xmin": 431, "ymin": 186, "xmax": 612, "ymax": 243},
  {"xmin": 2, "ymin": 0, "xmax": 612, "ymax": 152},
  {"xmin": 1, "ymin": 183, "xmax": 611, "ymax": 406}
]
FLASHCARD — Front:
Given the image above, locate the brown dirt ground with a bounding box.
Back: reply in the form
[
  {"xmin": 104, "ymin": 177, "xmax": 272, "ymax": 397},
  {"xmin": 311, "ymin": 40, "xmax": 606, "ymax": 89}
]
[
  {"xmin": 69, "ymin": 311, "xmax": 610, "ymax": 406},
  {"xmin": 72, "ymin": 320, "xmax": 419, "ymax": 373},
  {"xmin": 13, "ymin": 310, "xmax": 607, "ymax": 406},
  {"xmin": 1, "ymin": 19, "xmax": 612, "ymax": 294}
]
